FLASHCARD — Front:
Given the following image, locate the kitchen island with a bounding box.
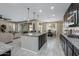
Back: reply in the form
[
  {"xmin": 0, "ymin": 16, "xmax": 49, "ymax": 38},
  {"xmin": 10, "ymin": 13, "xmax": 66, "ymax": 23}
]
[{"xmin": 21, "ymin": 33, "xmax": 47, "ymax": 52}]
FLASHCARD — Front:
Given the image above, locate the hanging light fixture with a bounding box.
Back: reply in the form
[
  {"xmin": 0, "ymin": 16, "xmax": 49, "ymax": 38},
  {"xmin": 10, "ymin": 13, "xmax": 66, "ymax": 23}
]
[
  {"xmin": 37, "ymin": 14, "xmax": 39, "ymax": 19},
  {"xmin": 27, "ymin": 8, "xmax": 30, "ymax": 21},
  {"xmin": 33, "ymin": 12, "xmax": 36, "ymax": 19}
]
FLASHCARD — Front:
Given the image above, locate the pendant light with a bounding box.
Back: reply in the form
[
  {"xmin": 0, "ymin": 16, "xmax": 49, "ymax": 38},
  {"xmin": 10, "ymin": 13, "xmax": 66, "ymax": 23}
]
[
  {"xmin": 37, "ymin": 14, "xmax": 39, "ymax": 19},
  {"xmin": 27, "ymin": 8, "xmax": 30, "ymax": 21},
  {"xmin": 33, "ymin": 12, "xmax": 36, "ymax": 19}
]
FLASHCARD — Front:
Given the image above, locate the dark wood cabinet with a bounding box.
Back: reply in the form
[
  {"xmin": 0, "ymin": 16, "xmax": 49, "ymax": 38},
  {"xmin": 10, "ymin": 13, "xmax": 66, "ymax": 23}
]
[
  {"xmin": 67, "ymin": 45, "xmax": 72, "ymax": 56},
  {"xmin": 60, "ymin": 34, "xmax": 67, "ymax": 55},
  {"xmin": 38, "ymin": 33, "xmax": 47, "ymax": 50},
  {"xmin": 66, "ymin": 39, "xmax": 74, "ymax": 56},
  {"xmin": 60, "ymin": 34, "xmax": 79, "ymax": 56}
]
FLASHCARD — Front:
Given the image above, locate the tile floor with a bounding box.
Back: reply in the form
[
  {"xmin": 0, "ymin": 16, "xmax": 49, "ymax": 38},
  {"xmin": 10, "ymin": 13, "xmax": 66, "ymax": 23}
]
[{"xmin": 9, "ymin": 37, "xmax": 65, "ymax": 56}]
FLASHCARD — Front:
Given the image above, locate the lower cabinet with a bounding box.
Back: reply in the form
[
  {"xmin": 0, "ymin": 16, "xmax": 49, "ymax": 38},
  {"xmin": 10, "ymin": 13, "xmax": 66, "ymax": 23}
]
[
  {"xmin": 60, "ymin": 34, "xmax": 67, "ymax": 55},
  {"xmin": 39, "ymin": 33, "xmax": 47, "ymax": 50},
  {"xmin": 73, "ymin": 46, "xmax": 79, "ymax": 56},
  {"xmin": 60, "ymin": 34, "xmax": 79, "ymax": 56},
  {"xmin": 67, "ymin": 43, "xmax": 73, "ymax": 56}
]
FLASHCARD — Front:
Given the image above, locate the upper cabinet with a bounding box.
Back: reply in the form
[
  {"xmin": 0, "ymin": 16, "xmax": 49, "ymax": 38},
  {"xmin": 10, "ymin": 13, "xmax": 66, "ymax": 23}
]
[{"xmin": 64, "ymin": 3, "xmax": 79, "ymax": 27}]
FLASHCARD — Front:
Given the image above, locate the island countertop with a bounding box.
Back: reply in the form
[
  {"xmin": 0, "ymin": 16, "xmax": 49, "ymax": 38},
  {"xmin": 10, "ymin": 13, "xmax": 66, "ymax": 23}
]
[
  {"xmin": 0, "ymin": 42, "xmax": 13, "ymax": 55},
  {"xmin": 22, "ymin": 32, "xmax": 46, "ymax": 37}
]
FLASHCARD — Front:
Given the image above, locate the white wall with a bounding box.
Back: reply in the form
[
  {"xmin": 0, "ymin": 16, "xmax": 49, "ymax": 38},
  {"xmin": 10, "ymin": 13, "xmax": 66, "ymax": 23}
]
[{"xmin": 56, "ymin": 21, "xmax": 63, "ymax": 38}]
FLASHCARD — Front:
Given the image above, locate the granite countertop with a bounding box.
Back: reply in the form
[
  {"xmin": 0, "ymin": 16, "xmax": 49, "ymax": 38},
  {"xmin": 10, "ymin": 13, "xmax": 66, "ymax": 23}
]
[
  {"xmin": 22, "ymin": 33, "xmax": 46, "ymax": 37},
  {"xmin": 0, "ymin": 42, "xmax": 13, "ymax": 55},
  {"xmin": 62, "ymin": 34, "xmax": 79, "ymax": 50}
]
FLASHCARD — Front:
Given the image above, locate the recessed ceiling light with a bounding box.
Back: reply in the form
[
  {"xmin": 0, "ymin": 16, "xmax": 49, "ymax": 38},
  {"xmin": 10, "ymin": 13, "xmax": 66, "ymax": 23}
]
[
  {"xmin": 50, "ymin": 6, "xmax": 54, "ymax": 10},
  {"xmin": 52, "ymin": 14, "xmax": 55, "ymax": 16},
  {"xmin": 39, "ymin": 9, "xmax": 42, "ymax": 13}
]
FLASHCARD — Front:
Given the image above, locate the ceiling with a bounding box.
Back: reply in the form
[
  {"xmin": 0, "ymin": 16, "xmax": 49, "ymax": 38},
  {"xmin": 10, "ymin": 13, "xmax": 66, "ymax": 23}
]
[{"xmin": 0, "ymin": 3, "xmax": 70, "ymax": 22}]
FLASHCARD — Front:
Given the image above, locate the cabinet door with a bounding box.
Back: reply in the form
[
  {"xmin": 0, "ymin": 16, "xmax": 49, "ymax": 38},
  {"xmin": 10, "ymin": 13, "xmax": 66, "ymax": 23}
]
[
  {"xmin": 73, "ymin": 46, "xmax": 79, "ymax": 56},
  {"xmin": 66, "ymin": 40, "xmax": 75, "ymax": 56},
  {"xmin": 61, "ymin": 37, "xmax": 64, "ymax": 51},
  {"xmin": 60, "ymin": 35, "xmax": 68, "ymax": 56},
  {"xmin": 67, "ymin": 44, "xmax": 73, "ymax": 56},
  {"xmin": 61, "ymin": 36, "xmax": 67, "ymax": 55},
  {"xmin": 64, "ymin": 40, "xmax": 68, "ymax": 56}
]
